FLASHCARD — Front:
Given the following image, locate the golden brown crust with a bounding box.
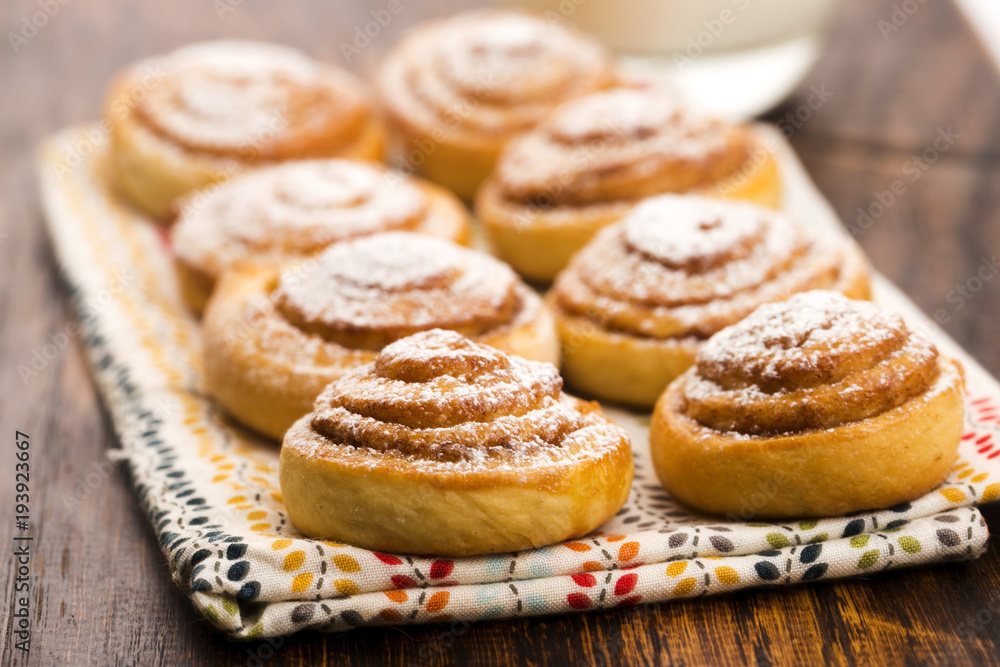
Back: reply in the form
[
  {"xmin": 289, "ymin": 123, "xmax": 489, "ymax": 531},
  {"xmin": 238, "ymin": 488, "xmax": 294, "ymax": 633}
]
[
  {"xmin": 279, "ymin": 329, "xmax": 633, "ymax": 555},
  {"xmin": 105, "ymin": 41, "xmax": 385, "ymax": 219},
  {"xmin": 649, "ymin": 291, "xmax": 965, "ymax": 518},
  {"xmin": 375, "ymin": 10, "xmax": 616, "ymax": 200},
  {"xmin": 171, "ymin": 159, "xmax": 472, "ymax": 314},
  {"xmin": 550, "ymin": 196, "xmax": 872, "ymax": 407},
  {"xmin": 476, "ymin": 89, "xmax": 782, "ymax": 281},
  {"xmin": 202, "ymin": 233, "xmax": 560, "ymax": 440}
]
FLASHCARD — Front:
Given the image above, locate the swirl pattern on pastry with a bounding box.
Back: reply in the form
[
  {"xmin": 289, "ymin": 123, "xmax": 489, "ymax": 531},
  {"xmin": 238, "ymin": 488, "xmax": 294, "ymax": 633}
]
[
  {"xmin": 309, "ymin": 329, "xmax": 621, "ymax": 466},
  {"xmin": 375, "ymin": 11, "xmax": 615, "ymax": 199},
  {"xmin": 106, "ymin": 40, "xmax": 384, "ymax": 219},
  {"xmin": 272, "ymin": 233, "xmax": 524, "ymax": 350},
  {"xmin": 280, "ymin": 330, "xmax": 633, "ymax": 554},
  {"xmin": 650, "ymin": 290, "xmax": 966, "ymax": 518},
  {"xmin": 680, "ymin": 291, "xmax": 941, "ymax": 435},
  {"xmin": 378, "ymin": 12, "xmax": 614, "ymax": 144},
  {"xmin": 171, "ymin": 160, "xmax": 471, "ymax": 311},
  {"xmin": 201, "ymin": 232, "xmax": 559, "ymax": 440},
  {"xmin": 132, "ymin": 41, "xmax": 371, "ymax": 159},
  {"xmin": 475, "ymin": 89, "xmax": 781, "ymax": 281},
  {"xmin": 493, "ymin": 89, "xmax": 750, "ymax": 206},
  {"xmin": 553, "ymin": 195, "xmax": 871, "ymax": 341}
]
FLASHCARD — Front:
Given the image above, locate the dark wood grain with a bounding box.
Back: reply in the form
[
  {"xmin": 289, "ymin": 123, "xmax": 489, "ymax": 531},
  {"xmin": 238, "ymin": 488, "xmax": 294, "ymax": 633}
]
[{"xmin": 2, "ymin": 0, "xmax": 1000, "ymax": 665}]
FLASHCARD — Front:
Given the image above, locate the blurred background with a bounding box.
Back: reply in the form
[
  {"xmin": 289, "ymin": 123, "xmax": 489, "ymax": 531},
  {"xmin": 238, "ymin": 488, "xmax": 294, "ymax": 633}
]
[
  {"xmin": 511, "ymin": 0, "xmax": 840, "ymax": 118},
  {"xmin": 3, "ymin": 0, "xmax": 999, "ymax": 366},
  {"xmin": 3, "ymin": 0, "xmax": 1000, "ymax": 663}
]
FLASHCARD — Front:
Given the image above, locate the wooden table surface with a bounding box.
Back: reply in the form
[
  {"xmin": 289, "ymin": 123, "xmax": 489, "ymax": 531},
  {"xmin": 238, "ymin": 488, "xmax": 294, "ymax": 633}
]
[{"xmin": 3, "ymin": 0, "xmax": 1000, "ymax": 664}]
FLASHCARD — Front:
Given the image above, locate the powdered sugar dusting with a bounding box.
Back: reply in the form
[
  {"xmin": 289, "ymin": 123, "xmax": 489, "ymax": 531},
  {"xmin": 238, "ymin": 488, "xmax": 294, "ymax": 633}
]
[
  {"xmin": 272, "ymin": 233, "xmax": 522, "ymax": 349},
  {"xmin": 296, "ymin": 330, "xmax": 629, "ymax": 472},
  {"xmin": 133, "ymin": 40, "xmax": 367, "ymax": 154},
  {"xmin": 377, "ymin": 11, "xmax": 614, "ymax": 138},
  {"xmin": 303, "ymin": 234, "xmax": 461, "ymax": 295},
  {"xmin": 552, "ymin": 196, "xmax": 862, "ymax": 340},
  {"xmin": 697, "ymin": 291, "xmax": 906, "ymax": 387},
  {"xmin": 171, "ymin": 160, "xmax": 427, "ymax": 279},
  {"xmin": 271, "ymin": 161, "xmax": 379, "ymax": 209},
  {"xmin": 551, "ymin": 89, "xmax": 677, "ymax": 143},
  {"xmin": 494, "ymin": 88, "xmax": 749, "ymax": 205},
  {"xmin": 622, "ymin": 195, "xmax": 766, "ymax": 270},
  {"xmin": 678, "ymin": 291, "xmax": 947, "ymax": 435},
  {"xmin": 441, "ymin": 14, "xmax": 556, "ymax": 94}
]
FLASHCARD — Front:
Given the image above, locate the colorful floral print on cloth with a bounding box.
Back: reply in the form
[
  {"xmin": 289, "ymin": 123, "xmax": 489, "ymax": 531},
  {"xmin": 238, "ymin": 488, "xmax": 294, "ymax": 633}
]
[{"xmin": 38, "ymin": 126, "xmax": 1000, "ymax": 639}]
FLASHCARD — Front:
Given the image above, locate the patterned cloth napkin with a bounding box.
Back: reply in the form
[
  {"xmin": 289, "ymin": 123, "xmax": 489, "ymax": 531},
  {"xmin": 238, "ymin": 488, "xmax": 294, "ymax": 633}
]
[{"xmin": 38, "ymin": 127, "xmax": 999, "ymax": 639}]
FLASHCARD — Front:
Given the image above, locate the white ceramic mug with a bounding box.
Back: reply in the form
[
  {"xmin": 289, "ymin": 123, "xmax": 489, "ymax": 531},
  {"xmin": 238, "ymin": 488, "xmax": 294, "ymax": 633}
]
[
  {"xmin": 503, "ymin": 0, "xmax": 839, "ymax": 118},
  {"xmin": 505, "ymin": 0, "xmax": 837, "ymax": 55}
]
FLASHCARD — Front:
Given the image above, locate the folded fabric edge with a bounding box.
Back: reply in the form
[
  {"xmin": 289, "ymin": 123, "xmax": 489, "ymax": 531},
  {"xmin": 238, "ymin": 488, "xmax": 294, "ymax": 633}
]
[
  {"xmin": 188, "ymin": 506, "xmax": 988, "ymax": 639},
  {"xmin": 33, "ymin": 131, "xmax": 997, "ymax": 641}
]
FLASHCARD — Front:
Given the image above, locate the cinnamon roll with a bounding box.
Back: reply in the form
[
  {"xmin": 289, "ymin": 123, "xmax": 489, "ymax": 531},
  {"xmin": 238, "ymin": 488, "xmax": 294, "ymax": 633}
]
[
  {"xmin": 476, "ymin": 88, "xmax": 782, "ymax": 281},
  {"xmin": 650, "ymin": 291, "xmax": 965, "ymax": 518},
  {"xmin": 375, "ymin": 10, "xmax": 616, "ymax": 200},
  {"xmin": 280, "ymin": 329, "xmax": 633, "ymax": 555},
  {"xmin": 105, "ymin": 41, "xmax": 384, "ymax": 219},
  {"xmin": 171, "ymin": 159, "xmax": 472, "ymax": 313},
  {"xmin": 550, "ymin": 195, "xmax": 871, "ymax": 408},
  {"xmin": 202, "ymin": 232, "xmax": 559, "ymax": 440}
]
